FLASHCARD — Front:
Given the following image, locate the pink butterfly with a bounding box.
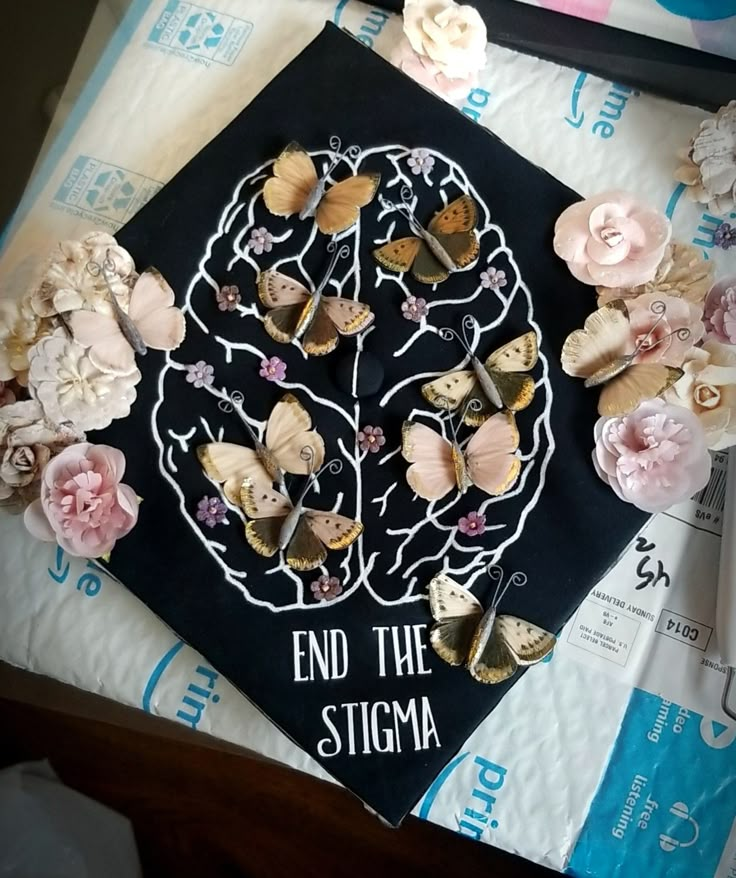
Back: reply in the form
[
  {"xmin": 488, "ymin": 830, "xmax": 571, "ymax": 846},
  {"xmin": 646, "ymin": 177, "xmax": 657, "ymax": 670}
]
[
  {"xmin": 401, "ymin": 411, "xmax": 521, "ymax": 501},
  {"xmin": 70, "ymin": 269, "xmax": 186, "ymax": 375}
]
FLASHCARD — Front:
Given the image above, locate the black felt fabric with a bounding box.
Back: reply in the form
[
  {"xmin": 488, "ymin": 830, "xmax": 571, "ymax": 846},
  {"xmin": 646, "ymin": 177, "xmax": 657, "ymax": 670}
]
[{"xmin": 96, "ymin": 23, "xmax": 647, "ymax": 825}]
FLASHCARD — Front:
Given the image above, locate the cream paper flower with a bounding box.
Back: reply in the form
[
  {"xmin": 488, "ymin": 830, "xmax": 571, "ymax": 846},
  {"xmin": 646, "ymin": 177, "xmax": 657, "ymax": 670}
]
[
  {"xmin": 675, "ymin": 101, "xmax": 736, "ymax": 216},
  {"xmin": 664, "ymin": 339, "xmax": 736, "ymax": 451},
  {"xmin": 0, "ymin": 297, "xmax": 53, "ymax": 386},
  {"xmin": 31, "ymin": 231, "xmax": 136, "ymax": 317},
  {"xmin": 28, "ymin": 329, "xmax": 141, "ymax": 432},
  {"xmin": 402, "ymin": 0, "xmax": 487, "ymax": 80}
]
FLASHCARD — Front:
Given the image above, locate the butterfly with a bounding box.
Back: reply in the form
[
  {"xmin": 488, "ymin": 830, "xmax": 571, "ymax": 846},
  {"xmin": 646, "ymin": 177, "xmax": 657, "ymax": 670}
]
[
  {"xmin": 401, "ymin": 410, "xmax": 520, "ymax": 501},
  {"xmin": 70, "ymin": 266, "xmax": 185, "ymax": 375},
  {"xmin": 428, "ymin": 571, "xmax": 556, "ymax": 684},
  {"xmin": 372, "ymin": 193, "xmax": 479, "ymax": 284},
  {"xmin": 258, "ymin": 244, "xmax": 374, "ymax": 356},
  {"xmin": 198, "ymin": 393, "xmax": 324, "ymax": 504},
  {"xmin": 263, "ymin": 141, "xmax": 380, "ymax": 235},
  {"xmin": 561, "ymin": 299, "xmax": 685, "ymax": 417},
  {"xmin": 423, "ymin": 326, "xmax": 538, "ymax": 426},
  {"xmin": 241, "ymin": 479, "xmax": 363, "ymax": 572}
]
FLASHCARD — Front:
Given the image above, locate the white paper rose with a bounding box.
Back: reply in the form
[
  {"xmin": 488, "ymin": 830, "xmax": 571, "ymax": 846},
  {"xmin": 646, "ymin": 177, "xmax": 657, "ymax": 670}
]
[
  {"xmin": 31, "ymin": 231, "xmax": 136, "ymax": 317},
  {"xmin": 28, "ymin": 329, "xmax": 141, "ymax": 432},
  {"xmin": 0, "ymin": 297, "xmax": 53, "ymax": 385},
  {"xmin": 664, "ymin": 340, "xmax": 736, "ymax": 451},
  {"xmin": 400, "ymin": 0, "xmax": 487, "ymax": 90}
]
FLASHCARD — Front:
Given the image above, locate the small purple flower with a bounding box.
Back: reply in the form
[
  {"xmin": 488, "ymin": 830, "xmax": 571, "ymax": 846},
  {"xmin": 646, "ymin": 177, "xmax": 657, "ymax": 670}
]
[
  {"xmin": 259, "ymin": 356, "xmax": 286, "ymax": 382},
  {"xmin": 186, "ymin": 360, "xmax": 215, "ymax": 388},
  {"xmin": 480, "ymin": 267, "xmax": 508, "ymax": 290},
  {"xmin": 715, "ymin": 222, "xmax": 736, "ymax": 251},
  {"xmin": 216, "ymin": 284, "xmax": 241, "ymax": 312},
  {"xmin": 457, "ymin": 510, "xmax": 487, "ymax": 537},
  {"xmin": 407, "ymin": 148, "xmax": 435, "ymax": 176},
  {"xmin": 358, "ymin": 425, "xmax": 386, "ymax": 454},
  {"xmin": 310, "ymin": 574, "xmax": 343, "ymax": 602},
  {"xmin": 196, "ymin": 495, "xmax": 228, "ymax": 528},
  {"xmin": 248, "ymin": 226, "xmax": 274, "ymax": 255},
  {"xmin": 401, "ymin": 295, "xmax": 429, "ymax": 322}
]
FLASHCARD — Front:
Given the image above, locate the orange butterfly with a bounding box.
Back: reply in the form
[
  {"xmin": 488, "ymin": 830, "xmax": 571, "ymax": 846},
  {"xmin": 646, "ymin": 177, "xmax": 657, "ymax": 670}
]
[
  {"xmin": 258, "ymin": 243, "xmax": 374, "ymax": 357},
  {"xmin": 373, "ymin": 191, "xmax": 479, "ymax": 284},
  {"xmin": 263, "ymin": 140, "xmax": 380, "ymax": 235}
]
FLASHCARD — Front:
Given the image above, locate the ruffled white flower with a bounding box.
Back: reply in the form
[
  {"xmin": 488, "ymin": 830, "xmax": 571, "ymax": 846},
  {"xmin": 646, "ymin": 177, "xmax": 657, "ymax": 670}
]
[
  {"xmin": 675, "ymin": 101, "xmax": 736, "ymax": 216},
  {"xmin": 0, "ymin": 297, "xmax": 53, "ymax": 385},
  {"xmin": 31, "ymin": 231, "xmax": 136, "ymax": 317},
  {"xmin": 403, "ymin": 0, "xmax": 487, "ymax": 80},
  {"xmin": 664, "ymin": 339, "xmax": 736, "ymax": 451},
  {"xmin": 28, "ymin": 329, "xmax": 141, "ymax": 432}
]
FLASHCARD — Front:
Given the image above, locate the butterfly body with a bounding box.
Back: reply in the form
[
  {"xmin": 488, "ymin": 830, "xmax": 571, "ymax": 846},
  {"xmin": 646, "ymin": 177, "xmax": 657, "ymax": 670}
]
[
  {"xmin": 401, "ymin": 411, "xmax": 520, "ymax": 501},
  {"xmin": 372, "ymin": 194, "xmax": 479, "ymax": 285},
  {"xmin": 428, "ymin": 573, "xmax": 556, "ymax": 684},
  {"xmin": 584, "ymin": 354, "xmax": 633, "ymax": 388},
  {"xmin": 471, "ymin": 356, "xmax": 504, "ymax": 410}
]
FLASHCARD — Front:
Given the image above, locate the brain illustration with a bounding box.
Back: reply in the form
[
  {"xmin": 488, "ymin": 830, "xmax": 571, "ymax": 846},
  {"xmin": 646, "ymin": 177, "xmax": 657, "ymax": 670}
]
[{"xmin": 152, "ymin": 142, "xmax": 554, "ymax": 613}]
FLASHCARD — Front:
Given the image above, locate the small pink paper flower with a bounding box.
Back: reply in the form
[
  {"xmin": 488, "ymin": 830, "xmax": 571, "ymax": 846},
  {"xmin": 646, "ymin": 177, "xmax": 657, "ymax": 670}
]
[
  {"xmin": 0, "ymin": 380, "xmax": 15, "ymax": 406},
  {"xmin": 358, "ymin": 425, "xmax": 386, "ymax": 454},
  {"xmin": 458, "ymin": 510, "xmax": 486, "ymax": 537},
  {"xmin": 593, "ymin": 399, "xmax": 711, "ymax": 513},
  {"xmin": 248, "ymin": 227, "xmax": 273, "ymax": 256},
  {"xmin": 408, "ymin": 149, "xmax": 435, "ymax": 176},
  {"xmin": 310, "ymin": 574, "xmax": 343, "ymax": 602},
  {"xmin": 627, "ymin": 293, "xmax": 704, "ymax": 367},
  {"xmin": 402, "ymin": 296, "xmax": 428, "ymax": 322},
  {"xmin": 216, "ymin": 285, "xmax": 241, "ymax": 312},
  {"xmin": 24, "ymin": 443, "xmax": 139, "ymax": 558},
  {"xmin": 715, "ymin": 223, "xmax": 736, "ymax": 251},
  {"xmin": 553, "ymin": 190, "xmax": 671, "ymax": 288},
  {"xmin": 704, "ymin": 277, "xmax": 736, "ymax": 344},
  {"xmin": 259, "ymin": 356, "xmax": 286, "ymax": 382},
  {"xmin": 480, "ymin": 267, "xmax": 507, "ymax": 290},
  {"xmin": 196, "ymin": 494, "xmax": 228, "ymax": 528},
  {"xmin": 186, "ymin": 361, "xmax": 214, "ymax": 388}
]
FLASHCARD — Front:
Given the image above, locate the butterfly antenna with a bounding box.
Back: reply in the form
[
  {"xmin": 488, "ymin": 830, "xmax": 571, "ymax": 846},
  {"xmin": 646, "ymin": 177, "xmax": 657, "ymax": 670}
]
[
  {"xmin": 489, "ymin": 564, "xmax": 528, "ymax": 609},
  {"xmin": 379, "ymin": 186, "xmax": 424, "ymax": 236},
  {"xmin": 629, "ymin": 300, "xmax": 692, "ymax": 358},
  {"xmin": 324, "ymin": 135, "xmax": 361, "ymax": 179},
  {"xmin": 299, "ymin": 447, "xmax": 343, "ymax": 503},
  {"xmin": 487, "ymin": 564, "xmax": 505, "ymax": 608},
  {"xmin": 317, "ymin": 240, "xmax": 351, "ymax": 294},
  {"xmin": 438, "ymin": 314, "xmax": 478, "ymax": 358},
  {"xmin": 218, "ymin": 391, "xmax": 260, "ymax": 445}
]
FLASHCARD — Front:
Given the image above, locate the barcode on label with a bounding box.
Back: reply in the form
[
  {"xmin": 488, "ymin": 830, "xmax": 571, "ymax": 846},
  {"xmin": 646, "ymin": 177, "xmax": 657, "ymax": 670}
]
[{"xmin": 692, "ymin": 461, "xmax": 727, "ymax": 513}]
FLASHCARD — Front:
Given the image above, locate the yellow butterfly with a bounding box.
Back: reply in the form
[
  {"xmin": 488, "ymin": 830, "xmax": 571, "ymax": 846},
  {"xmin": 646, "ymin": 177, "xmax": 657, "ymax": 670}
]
[
  {"xmin": 258, "ymin": 243, "xmax": 374, "ymax": 357},
  {"xmin": 198, "ymin": 393, "xmax": 324, "ymax": 504},
  {"xmin": 241, "ymin": 475, "xmax": 362, "ymax": 572},
  {"xmin": 561, "ymin": 299, "xmax": 685, "ymax": 417},
  {"xmin": 373, "ymin": 192, "xmax": 479, "ymax": 284},
  {"xmin": 422, "ymin": 317, "xmax": 538, "ymax": 425},
  {"xmin": 428, "ymin": 569, "xmax": 556, "ymax": 684},
  {"xmin": 263, "ymin": 140, "xmax": 380, "ymax": 235}
]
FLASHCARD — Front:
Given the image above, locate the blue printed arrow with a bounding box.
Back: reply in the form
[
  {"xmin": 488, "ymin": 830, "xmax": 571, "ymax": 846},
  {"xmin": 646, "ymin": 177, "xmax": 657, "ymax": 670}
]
[
  {"xmin": 565, "ymin": 72, "xmax": 587, "ymax": 129},
  {"xmin": 47, "ymin": 546, "xmax": 70, "ymax": 584}
]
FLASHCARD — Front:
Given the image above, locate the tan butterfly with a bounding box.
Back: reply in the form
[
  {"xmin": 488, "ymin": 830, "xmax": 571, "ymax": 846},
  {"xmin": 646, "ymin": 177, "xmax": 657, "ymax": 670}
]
[
  {"xmin": 263, "ymin": 140, "xmax": 380, "ymax": 235},
  {"xmin": 423, "ymin": 319, "xmax": 538, "ymax": 426},
  {"xmin": 561, "ymin": 299, "xmax": 686, "ymax": 417},
  {"xmin": 241, "ymin": 478, "xmax": 363, "ymax": 572},
  {"xmin": 258, "ymin": 243, "xmax": 374, "ymax": 356},
  {"xmin": 198, "ymin": 393, "xmax": 324, "ymax": 504},
  {"xmin": 372, "ymin": 192, "xmax": 479, "ymax": 284},
  {"xmin": 402, "ymin": 410, "xmax": 520, "ymax": 501},
  {"xmin": 428, "ymin": 570, "xmax": 556, "ymax": 684}
]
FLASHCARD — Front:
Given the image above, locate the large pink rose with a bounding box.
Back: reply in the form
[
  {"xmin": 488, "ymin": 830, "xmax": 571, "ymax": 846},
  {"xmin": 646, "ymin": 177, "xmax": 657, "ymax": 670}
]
[
  {"xmin": 593, "ymin": 399, "xmax": 711, "ymax": 513},
  {"xmin": 554, "ymin": 190, "xmax": 671, "ymax": 287},
  {"xmin": 24, "ymin": 443, "xmax": 139, "ymax": 558}
]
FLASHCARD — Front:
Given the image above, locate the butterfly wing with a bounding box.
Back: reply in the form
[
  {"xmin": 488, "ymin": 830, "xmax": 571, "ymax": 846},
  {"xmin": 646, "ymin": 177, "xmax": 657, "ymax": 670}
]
[
  {"xmin": 127, "ymin": 269, "xmax": 185, "ymax": 352},
  {"xmin": 263, "ymin": 142, "xmax": 318, "ymax": 218},
  {"xmin": 422, "ymin": 371, "xmax": 476, "ymax": 413},
  {"xmin": 432, "ymin": 231, "xmax": 479, "ymax": 270},
  {"xmin": 258, "ymin": 270, "xmax": 312, "ymax": 309},
  {"xmin": 401, "ymin": 421, "xmax": 456, "ymax": 501},
  {"xmin": 197, "ymin": 443, "xmax": 271, "ymax": 505},
  {"xmin": 240, "ymin": 480, "xmax": 292, "ymax": 559},
  {"xmin": 372, "ymin": 237, "xmax": 422, "ymax": 273},
  {"xmin": 69, "ymin": 310, "xmax": 136, "ymax": 375},
  {"xmin": 428, "ymin": 573, "xmax": 484, "ymax": 667},
  {"xmin": 487, "ymin": 332, "xmax": 539, "ymax": 373},
  {"xmin": 411, "ymin": 244, "xmax": 450, "ymax": 284},
  {"xmin": 466, "ymin": 411, "xmax": 521, "ymax": 496},
  {"xmin": 285, "ymin": 517, "xmax": 328, "ymax": 571},
  {"xmin": 302, "ymin": 304, "xmax": 339, "ymax": 356},
  {"xmin": 561, "ymin": 300, "xmax": 630, "ymax": 380},
  {"xmin": 265, "ymin": 393, "xmax": 325, "ymax": 475},
  {"xmin": 315, "ymin": 173, "xmax": 381, "ymax": 235},
  {"xmin": 321, "ymin": 297, "xmax": 375, "ymax": 337},
  {"xmin": 428, "ymin": 195, "xmax": 477, "ymax": 234},
  {"xmin": 598, "ymin": 364, "xmax": 684, "ymax": 417},
  {"xmin": 496, "ymin": 615, "xmax": 556, "ymax": 666},
  {"xmin": 468, "ymin": 616, "xmax": 518, "ymax": 684},
  {"xmin": 304, "ymin": 510, "xmax": 363, "ymax": 550}
]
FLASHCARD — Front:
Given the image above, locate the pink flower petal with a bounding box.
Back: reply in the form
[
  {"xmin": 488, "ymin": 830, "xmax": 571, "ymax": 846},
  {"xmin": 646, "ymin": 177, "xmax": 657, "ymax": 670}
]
[{"xmin": 24, "ymin": 499, "xmax": 57, "ymax": 542}]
